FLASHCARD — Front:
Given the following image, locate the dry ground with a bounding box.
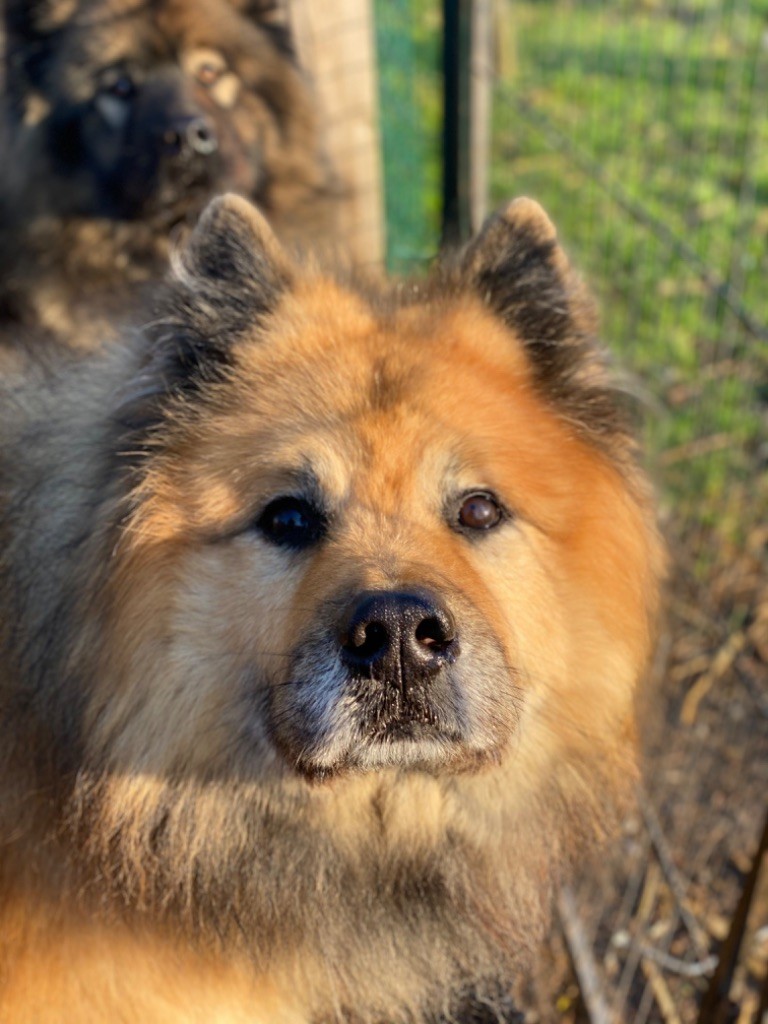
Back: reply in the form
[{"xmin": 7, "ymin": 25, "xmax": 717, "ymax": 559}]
[{"xmin": 524, "ymin": 514, "xmax": 768, "ymax": 1022}]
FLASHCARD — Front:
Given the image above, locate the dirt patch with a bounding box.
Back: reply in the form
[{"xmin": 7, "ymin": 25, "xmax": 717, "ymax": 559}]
[{"xmin": 524, "ymin": 517, "xmax": 768, "ymax": 1021}]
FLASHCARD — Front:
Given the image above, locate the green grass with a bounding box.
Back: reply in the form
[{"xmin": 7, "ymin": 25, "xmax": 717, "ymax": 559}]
[
  {"xmin": 375, "ymin": 0, "xmax": 443, "ymax": 268},
  {"xmin": 375, "ymin": 0, "xmax": 768, "ymax": 553},
  {"xmin": 489, "ymin": 1, "xmax": 768, "ymax": 548}
]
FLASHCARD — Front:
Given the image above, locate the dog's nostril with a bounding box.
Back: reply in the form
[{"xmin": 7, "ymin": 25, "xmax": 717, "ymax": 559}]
[
  {"xmin": 415, "ymin": 615, "xmax": 454, "ymax": 650},
  {"xmin": 187, "ymin": 119, "xmax": 218, "ymax": 155},
  {"xmin": 161, "ymin": 128, "xmax": 183, "ymax": 155},
  {"xmin": 160, "ymin": 119, "xmax": 218, "ymax": 157},
  {"xmin": 338, "ymin": 591, "xmax": 457, "ymax": 675},
  {"xmin": 345, "ymin": 621, "xmax": 389, "ymax": 660}
]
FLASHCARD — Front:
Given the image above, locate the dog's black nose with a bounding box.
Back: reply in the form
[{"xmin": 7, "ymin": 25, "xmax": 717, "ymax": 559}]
[
  {"xmin": 338, "ymin": 590, "xmax": 458, "ymax": 680},
  {"xmin": 161, "ymin": 116, "xmax": 218, "ymax": 157},
  {"xmin": 186, "ymin": 117, "xmax": 218, "ymax": 155}
]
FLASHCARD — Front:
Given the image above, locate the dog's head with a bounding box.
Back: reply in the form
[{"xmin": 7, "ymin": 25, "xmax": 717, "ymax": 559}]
[
  {"xmin": 80, "ymin": 194, "xmax": 664, "ymax": 791},
  {"xmin": 3, "ymin": 0, "xmax": 328, "ymax": 224}
]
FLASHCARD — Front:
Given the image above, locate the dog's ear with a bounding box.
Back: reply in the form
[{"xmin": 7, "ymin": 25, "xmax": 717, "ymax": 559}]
[
  {"xmin": 117, "ymin": 195, "xmax": 293, "ymax": 431},
  {"xmin": 228, "ymin": 0, "xmax": 298, "ymax": 58},
  {"xmin": 463, "ymin": 198, "xmax": 634, "ymax": 444},
  {"xmin": 171, "ymin": 192, "xmax": 292, "ymax": 330},
  {"xmin": 3, "ymin": 0, "xmax": 69, "ymax": 118},
  {"xmin": 3, "ymin": 0, "xmax": 71, "ymax": 35},
  {"xmin": 162, "ymin": 191, "xmax": 293, "ymax": 361},
  {"xmin": 462, "ymin": 197, "xmax": 599, "ymax": 391}
]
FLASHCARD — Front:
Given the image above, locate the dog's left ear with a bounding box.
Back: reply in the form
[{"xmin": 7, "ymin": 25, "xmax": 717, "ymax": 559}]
[
  {"xmin": 462, "ymin": 198, "xmax": 599, "ymax": 389},
  {"xmin": 462, "ymin": 199, "xmax": 638, "ymax": 446}
]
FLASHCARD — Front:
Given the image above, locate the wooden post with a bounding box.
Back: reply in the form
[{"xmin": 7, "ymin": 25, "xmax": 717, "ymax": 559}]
[
  {"xmin": 469, "ymin": 0, "xmax": 494, "ymax": 232},
  {"xmin": 288, "ymin": 0, "xmax": 385, "ymax": 268}
]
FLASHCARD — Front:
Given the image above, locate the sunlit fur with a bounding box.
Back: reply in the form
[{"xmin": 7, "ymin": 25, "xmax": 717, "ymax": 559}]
[{"xmin": 0, "ymin": 196, "xmax": 664, "ymax": 1023}]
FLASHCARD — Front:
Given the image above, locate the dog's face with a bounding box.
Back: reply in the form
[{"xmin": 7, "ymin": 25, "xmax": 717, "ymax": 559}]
[
  {"xmin": 4, "ymin": 0, "xmax": 322, "ymax": 222},
  {"xmin": 87, "ymin": 196, "xmax": 661, "ymax": 791}
]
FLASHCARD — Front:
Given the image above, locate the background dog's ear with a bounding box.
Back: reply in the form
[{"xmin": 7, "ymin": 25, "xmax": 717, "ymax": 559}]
[
  {"xmin": 3, "ymin": 0, "xmax": 69, "ymax": 119},
  {"xmin": 117, "ymin": 195, "xmax": 293, "ymax": 432},
  {"xmin": 462, "ymin": 197, "xmax": 599, "ymax": 389},
  {"xmin": 227, "ymin": 0, "xmax": 297, "ymax": 58}
]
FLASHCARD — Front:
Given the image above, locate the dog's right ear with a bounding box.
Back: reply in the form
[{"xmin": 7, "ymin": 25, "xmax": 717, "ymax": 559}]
[
  {"xmin": 117, "ymin": 195, "xmax": 293, "ymax": 432},
  {"xmin": 3, "ymin": 0, "xmax": 67, "ymax": 118},
  {"xmin": 228, "ymin": 0, "xmax": 298, "ymax": 58},
  {"xmin": 170, "ymin": 192, "xmax": 293, "ymax": 341}
]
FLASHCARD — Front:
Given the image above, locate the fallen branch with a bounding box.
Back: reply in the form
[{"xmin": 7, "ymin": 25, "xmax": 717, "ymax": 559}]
[
  {"xmin": 680, "ymin": 632, "xmax": 748, "ymax": 726},
  {"xmin": 697, "ymin": 810, "xmax": 768, "ymax": 1024},
  {"xmin": 638, "ymin": 944, "xmax": 717, "ymax": 979},
  {"xmin": 639, "ymin": 792, "xmax": 711, "ymax": 957},
  {"xmin": 642, "ymin": 957, "xmax": 683, "ymax": 1024},
  {"xmin": 557, "ymin": 886, "xmax": 617, "ymax": 1024}
]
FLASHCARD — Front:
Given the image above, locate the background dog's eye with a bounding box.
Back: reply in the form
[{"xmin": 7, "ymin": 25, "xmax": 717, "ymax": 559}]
[
  {"xmin": 197, "ymin": 62, "xmax": 225, "ymax": 87},
  {"xmin": 457, "ymin": 493, "xmax": 503, "ymax": 531},
  {"xmin": 257, "ymin": 497, "xmax": 327, "ymax": 550},
  {"xmin": 101, "ymin": 72, "xmax": 135, "ymax": 100}
]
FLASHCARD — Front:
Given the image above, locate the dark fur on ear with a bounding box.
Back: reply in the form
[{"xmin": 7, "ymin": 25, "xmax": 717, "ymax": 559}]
[
  {"xmin": 117, "ymin": 195, "xmax": 292, "ymax": 431},
  {"xmin": 463, "ymin": 198, "xmax": 633, "ymax": 445},
  {"xmin": 229, "ymin": 0, "xmax": 298, "ymax": 58},
  {"xmin": 3, "ymin": 0, "xmax": 67, "ymax": 119},
  {"xmin": 169, "ymin": 192, "xmax": 293, "ymax": 339}
]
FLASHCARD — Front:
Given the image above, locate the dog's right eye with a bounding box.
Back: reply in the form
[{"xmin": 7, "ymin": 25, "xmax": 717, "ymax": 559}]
[
  {"xmin": 256, "ymin": 497, "xmax": 327, "ymax": 550},
  {"xmin": 196, "ymin": 61, "xmax": 225, "ymax": 87}
]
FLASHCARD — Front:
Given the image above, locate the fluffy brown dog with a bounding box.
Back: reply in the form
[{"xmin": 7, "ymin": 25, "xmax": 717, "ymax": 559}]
[
  {"xmin": 0, "ymin": 195, "xmax": 664, "ymax": 1023},
  {"xmin": 0, "ymin": 0, "xmax": 337, "ymax": 349}
]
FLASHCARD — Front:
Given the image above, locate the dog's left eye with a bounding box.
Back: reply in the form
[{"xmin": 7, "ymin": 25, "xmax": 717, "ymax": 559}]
[{"xmin": 257, "ymin": 497, "xmax": 327, "ymax": 550}]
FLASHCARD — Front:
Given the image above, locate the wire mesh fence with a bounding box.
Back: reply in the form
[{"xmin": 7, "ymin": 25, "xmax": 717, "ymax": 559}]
[
  {"xmin": 485, "ymin": 2, "xmax": 768, "ymax": 1020},
  {"xmin": 377, "ymin": 1, "xmax": 767, "ymax": 1019},
  {"xmin": 375, "ymin": 0, "xmax": 444, "ymax": 266}
]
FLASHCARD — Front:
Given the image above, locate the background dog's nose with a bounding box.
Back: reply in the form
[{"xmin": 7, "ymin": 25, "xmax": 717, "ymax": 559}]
[
  {"xmin": 338, "ymin": 590, "xmax": 458, "ymax": 680},
  {"xmin": 186, "ymin": 117, "xmax": 218, "ymax": 155},
  {"xmin": 161, "ymin": 116, "xmax": 218, "ymax": 157}
]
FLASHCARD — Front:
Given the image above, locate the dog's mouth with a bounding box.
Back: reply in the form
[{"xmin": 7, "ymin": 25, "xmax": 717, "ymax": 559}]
[
  {"xmin": 128, "ymin": 118, "xmax": 261, "ymax": 223},
  {"xmin": 268, "ymin": 663, "xmax": 515, "ymax": 781},
  {"xmin": 268, "ymin": 675, "xmax": 466, "ymax": 781},
  {"xmin": 350, "ymin": 682, "xmax": 466, "ymax": 754},
  {"xmin": 265, "ymin": 589, "xmax": 517, "ymax": 782},
  {"xmin": 115, "ymin": 157, "xmax": 222, "ymax": 222},
  {"xmin": 278, "ymin": 713, "xmax": 476, "ymax": 784}
]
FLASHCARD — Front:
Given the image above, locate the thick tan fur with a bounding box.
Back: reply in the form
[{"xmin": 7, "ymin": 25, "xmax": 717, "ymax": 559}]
[{"xmin": 0, "ymin": 196, "xmax": 664, "ymax": 1022}]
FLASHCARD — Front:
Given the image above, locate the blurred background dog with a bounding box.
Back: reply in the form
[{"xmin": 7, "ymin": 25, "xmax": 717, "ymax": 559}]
[{"xmin": 0, "ymin": 0, "xmax": 340, "ymax": 349}]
